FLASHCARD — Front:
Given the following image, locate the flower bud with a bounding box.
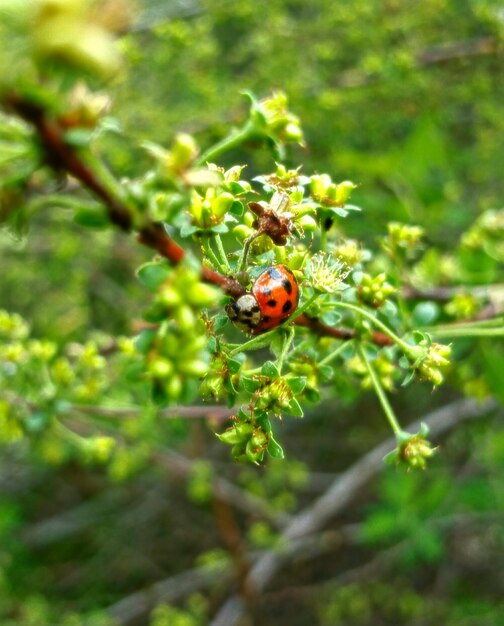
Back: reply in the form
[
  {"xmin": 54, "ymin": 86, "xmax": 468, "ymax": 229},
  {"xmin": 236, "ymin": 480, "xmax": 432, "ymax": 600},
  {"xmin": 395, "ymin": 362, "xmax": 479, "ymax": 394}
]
[{"xmin": 166, "ymin": 133, "xmax": 198, "ymax": 174}]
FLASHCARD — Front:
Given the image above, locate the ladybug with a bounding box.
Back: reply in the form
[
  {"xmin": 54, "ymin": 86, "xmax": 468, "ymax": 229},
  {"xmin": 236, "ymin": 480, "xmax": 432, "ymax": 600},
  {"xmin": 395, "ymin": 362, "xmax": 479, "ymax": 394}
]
[{"xmin": 226, "ymin": 265, "xmax": 299, "ymax": 334}]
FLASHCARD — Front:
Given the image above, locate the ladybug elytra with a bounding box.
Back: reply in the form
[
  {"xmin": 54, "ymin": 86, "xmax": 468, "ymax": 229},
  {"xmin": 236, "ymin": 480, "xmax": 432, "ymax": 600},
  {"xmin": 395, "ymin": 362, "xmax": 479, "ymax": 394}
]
[{"xmin": 226, "ymin": 265, "xmax": 299, "ymax": 334}]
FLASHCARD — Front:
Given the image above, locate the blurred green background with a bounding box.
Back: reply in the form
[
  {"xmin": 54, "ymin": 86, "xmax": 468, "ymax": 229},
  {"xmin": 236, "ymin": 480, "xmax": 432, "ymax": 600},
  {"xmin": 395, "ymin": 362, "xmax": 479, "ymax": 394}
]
[{"xmin": 1, "ymin": 0, "xmax": 504, "ymax": 624}]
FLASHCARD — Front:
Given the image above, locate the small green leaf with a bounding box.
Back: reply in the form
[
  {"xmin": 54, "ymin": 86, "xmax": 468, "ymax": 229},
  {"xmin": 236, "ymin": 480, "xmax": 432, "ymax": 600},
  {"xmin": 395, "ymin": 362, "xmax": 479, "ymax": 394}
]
[
  {"xmin": 134, "ymin": 329, "xmax": 157, "ymax": 354},
  {"xmin": 267, "ymin": 437, "xmax": 285, "ymax": 459},
  {"xmin": 241, "ymin": 377, "xmax": 261, "ymax": 393},
  {"xmin": 207, "ymin": 335, "xmax": 218, "ymax": 354},
  {"xmin": 318, "ymin": 365, "xmax": 334, "ymax": 382},
  {"xmin": 286, "ymin": 376, "xmax": 307, "ymax": 394},
  {"xmin": 63, "ymin": 128, "xmax": 93, "ymax": 146},
  {"xmin": 412, "ymin": 301, "xmax": 440, "ymax": 326},
  {"xmin": 261, "ymin": 360, "xmax": 280, "ymax": 379},
  {"xmin": 179, "ymin": 223, "xmax": 199, "ymax": 238},
  {"xmin": 137, "ymin": 263, "xmax": 171, "ymax": 292},
  {"xmin": 216, "ymin": 428, "xmax": 241, "ymax": 446},
  {"xmin": 229, "ymin": 200, "xmax": 244, "ymax": 216},
  {"xmin": 73, "ymin": 207, "xmax": 109, "ymax": 229},
  {"xmin": 284, "ymin": 398, "xmax": 304, "ymax": 417},
  {"xmin": 227, "ymin": 357, "xmax": 242, "ymax": 374},
  {"xmin": 320, "ymin": 310, "xmax": 342, "ymax": 325},
  {"xmin": 213, "ymin": 313, "xmax": 230, "ymax": 332}
]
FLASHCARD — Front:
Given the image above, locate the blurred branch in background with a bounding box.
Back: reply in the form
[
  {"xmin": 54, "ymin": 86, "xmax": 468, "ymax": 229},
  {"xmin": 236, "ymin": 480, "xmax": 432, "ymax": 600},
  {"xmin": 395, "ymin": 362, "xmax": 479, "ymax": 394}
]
[{"xmin": 209, "ymin": 397, "xmax": 499, "ymax": 626}]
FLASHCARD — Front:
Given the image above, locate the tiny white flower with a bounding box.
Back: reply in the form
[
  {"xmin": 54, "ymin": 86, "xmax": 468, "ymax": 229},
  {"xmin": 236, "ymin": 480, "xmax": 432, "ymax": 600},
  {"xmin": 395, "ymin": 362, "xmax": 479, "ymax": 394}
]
[{"xmin": 309, "ymin": 252, "xmax": 350, "ymax": 293}]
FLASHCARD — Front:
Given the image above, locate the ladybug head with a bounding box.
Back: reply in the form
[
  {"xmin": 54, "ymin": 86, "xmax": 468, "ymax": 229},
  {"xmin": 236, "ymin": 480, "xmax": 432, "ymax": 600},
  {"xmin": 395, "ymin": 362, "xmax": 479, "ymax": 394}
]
[{"xmin": 226, "ymin": 294, "xmax": 261, "ymax": 333}]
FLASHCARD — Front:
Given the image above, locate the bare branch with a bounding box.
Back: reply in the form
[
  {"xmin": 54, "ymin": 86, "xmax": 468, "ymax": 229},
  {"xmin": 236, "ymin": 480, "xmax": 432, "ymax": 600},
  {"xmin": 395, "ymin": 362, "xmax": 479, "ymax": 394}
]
[{"xmin": 209, "ymin": 397, "xmax": 499, "ymax": 626}]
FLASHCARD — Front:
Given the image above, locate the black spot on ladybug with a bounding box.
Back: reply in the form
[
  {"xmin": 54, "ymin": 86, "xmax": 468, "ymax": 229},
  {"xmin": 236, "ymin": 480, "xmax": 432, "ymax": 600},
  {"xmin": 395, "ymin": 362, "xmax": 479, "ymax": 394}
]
[
  {"xmin": 251, "ymin": 305, "xmax": 260, "ymax": 313},
  {"xmin": 282, "ymin": 300, "xmax": 292, "ymax": 313},
  {"xmin": 267, "ymin": 299, "xmax": 277, "ymax": 308},
  {"xmin": 282, "ymin": 279, "xmax": 293, "ymax": 295},
  {"xmin": 244, "ymin": 311, "xmax": 253, "ymax": 317},
  {"xmin": 268, "ymin": 267, "xmax": 283, "ymax": 280},
  {"xmin": 262, "ymin": 316, "xmax": 271, "ymax": 323}
]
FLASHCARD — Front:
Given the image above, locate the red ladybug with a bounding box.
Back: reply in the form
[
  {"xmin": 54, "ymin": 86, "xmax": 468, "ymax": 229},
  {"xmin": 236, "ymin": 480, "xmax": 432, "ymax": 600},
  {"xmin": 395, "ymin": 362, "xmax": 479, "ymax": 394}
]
[{"xmin": 226, "ymin": 265, "xmax": 299, "ymax": 334}]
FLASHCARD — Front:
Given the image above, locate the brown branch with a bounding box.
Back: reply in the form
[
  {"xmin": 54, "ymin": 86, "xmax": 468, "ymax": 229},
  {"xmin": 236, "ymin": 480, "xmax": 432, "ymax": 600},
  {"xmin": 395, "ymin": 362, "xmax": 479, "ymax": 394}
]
[
  {"xmin": 70, "ymin": 403, "xmax": 236, "ymax": 421},
  {"xmin": 334, "ymin": 36, "xmax": 499, "ymax": 90},
  {"xmin": 5, "ymin": 92, "xmax": 246, "ymax": 298},
  {"xmin": 296, "ymin": 314, "xmax": 395, "ymax": 347},
  {"xmin": 3, "ymin": 93, "xmax": 433, "ymax": 346}
]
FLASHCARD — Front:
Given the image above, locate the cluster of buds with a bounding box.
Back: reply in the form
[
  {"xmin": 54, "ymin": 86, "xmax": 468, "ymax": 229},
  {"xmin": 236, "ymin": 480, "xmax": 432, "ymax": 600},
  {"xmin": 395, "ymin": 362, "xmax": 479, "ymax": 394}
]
[
  {"xmin": 164, "ymin": 133, "xmax": 199, "ymax": 177},
  {"xmin": 445, "ymin": 292, "xmax": 479, "ymax": 320},
  {"xmin": 255, "ymin": 163, "xmax": 310, "ymax": 191},
  {"xmin": 252, "ymin": 370, "xmax": 305, "ymax": 417},
  {"xmin": 461, "ymin": 208, "xmax": 504, "ymax": 261},
  {"xmin": 0, "ymin": 399, "xmax": 23, "ymax": 444},
  {"xmin": 408, "ymin": 340, "xmax": 452, "ymax": 387},
  {"xmin": 385, "ymin": 424, "xmax": 437, "ymax": 469},
  {"xmin": 137, "ymin": 263, "xmax": 219, "ymax": 402},
  {"xmin": 217, "ymin": 405, "xmax": 285, "ymax": 463},
  {"xmin": 200, "ymin": 352, "xmax": 241, "ymax": 402},
  {"xmin": 217, "ymin": 415, "xmax": 272, "ymax": 464},
  {"xmin": 57, "ymin": 82, "xmax": 111, "ymax": 130},
  {"xmin": 69, "ymin": 341, "xmax": 107, "ymax": 402},
  {"xmin": 189, "ymin": 188, "xmax": 235, "ymax": 230},
  {"xmin": 383, "ymin": 222, "xmax": 424, "ymax": 259},
  {"xmin": 310, "ymin": 175, "xmax": 356, "ymax": 208},
  {"xmin": 357, "ymin": 272, "xmax": 396, "ymax": 308},
  {"xmin": 33, "ymin": 0, "xmax": 132, "ymax": 77},
  {"xmin": 334, "ymin": 238, "xmax": 364, "ymax": 266},
  {"xmin": 253, "ymin": 92, "xmax": 304, "ymax": 146},
  {"xmin": 347, "ymin": 352, "xmax": 396, "ymax": 391}
]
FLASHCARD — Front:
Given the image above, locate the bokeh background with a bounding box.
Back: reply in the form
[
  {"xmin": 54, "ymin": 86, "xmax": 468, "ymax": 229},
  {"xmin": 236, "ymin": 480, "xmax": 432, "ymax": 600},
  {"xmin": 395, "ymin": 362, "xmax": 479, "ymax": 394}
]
[{"xmin": 1, "ymin": 1, "xmax": 504, "ymax": 624}]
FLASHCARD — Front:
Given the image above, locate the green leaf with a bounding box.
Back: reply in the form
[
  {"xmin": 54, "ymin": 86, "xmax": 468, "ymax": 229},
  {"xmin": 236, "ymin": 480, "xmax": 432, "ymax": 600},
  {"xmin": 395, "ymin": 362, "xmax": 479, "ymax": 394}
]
[
  {"xmin": 207, "ymin": 335, "xmax": 218, "ymax": 354},
  {"xmin": 261, "ymin": 360, "xmax": 280, "ymax": 379},
  {"xmin": 73, "ymin": 207, "xmax": 109, "ymax": 229},
  {"xmin": 318, "ymin": 364, "xmax": 334, "ymax": 382},
  {"xmin": 267, "ymin": 437, "xmax": 284, "ymax": 459},
  {"xmin": 241, "ymin": 377, "xmax": 261, "ymax": 393},
  {"xmin": 286, "ymin": 376, "xmax": 307, "ymax": 394},
  {"xmin": 137, "ymin": 263, "xmax": 171, "ymax": 292},
  {"xmin": 227, "ymin": 357, "xmax": 242, "ymax": 374},
  {"xmin": 284, "ymin": 398, "xmax": 304, "ymax": 417},
  {"xmin": 320, "ymin": 310, "xmax": 342, "ymax": 325},
  {"xmin": 179, "ymin": 223, "xmax": 199, "ymax": 238},
  {"xmin": 229, "ymin": 200, "xmax": 244, "ymax": 216},
  {"xmin": 63, "ymin": 129, "xmax": 94, "ymax": 147},
  {"xmin": 134, "ymin": 329, "xmax": 157, "ymax": 354},
  {"xmin": 216, "ymin": 428, "xmax": 241, "ymax": 446},
  {"xmin": 213, "ymin": 313, "xmax": 230, "ymax": 332},
  {"xmin": 412, "ymin": 301, "xmax": 440, "ymax": 326}
]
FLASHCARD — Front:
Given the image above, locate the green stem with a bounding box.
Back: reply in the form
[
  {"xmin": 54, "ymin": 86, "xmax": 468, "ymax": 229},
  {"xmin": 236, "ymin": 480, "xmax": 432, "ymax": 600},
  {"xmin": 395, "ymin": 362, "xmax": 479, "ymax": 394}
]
[
  {"xmin": 333, "ymin": 301, "xmax": 411, "ymax": 353},
  {"xmin": 289, "ymin": 294, "xmax": 320, "ymax": 323},
  {"xmin": 229, "ymin": 330, "xmax": 277, "ymax": 356},
  {"xmin": 277, "ymin": 327, "xmax": 295, "ymax": 374},
  {"xmin": 201, "ymin": 236, "xmax": 224, "ymax": 272},
  {"xmin": 196, "ymin": 122, "xmax": 255, "ymax": 166},
  {"xmin": 228, "ymin": 295, "xmax": 320, "ymax": 357},
  {"xmin": 320, "ymin": 227, "xmax": 327, "ymax": 252},
  {"xmin": 215, "ymin": 234, "xmax": 231, "ymax": 271},
  {"xmin": 426, "ymin": 327, "xmax": 504, "ymax": 339},
  {"xmin": 319, "ymin": 340, "xmax": 349, "ymax": 367},
  {"xmin": 27, "ymin": 194, "xmax": 100, "ymax": 213},
  {"xmin": 238, "ymin": 233, "xmax": 260, "ymax": 274},
  {"xmin": 358, "ymin": 343, "xmax": 402, "ymax": 436}
]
